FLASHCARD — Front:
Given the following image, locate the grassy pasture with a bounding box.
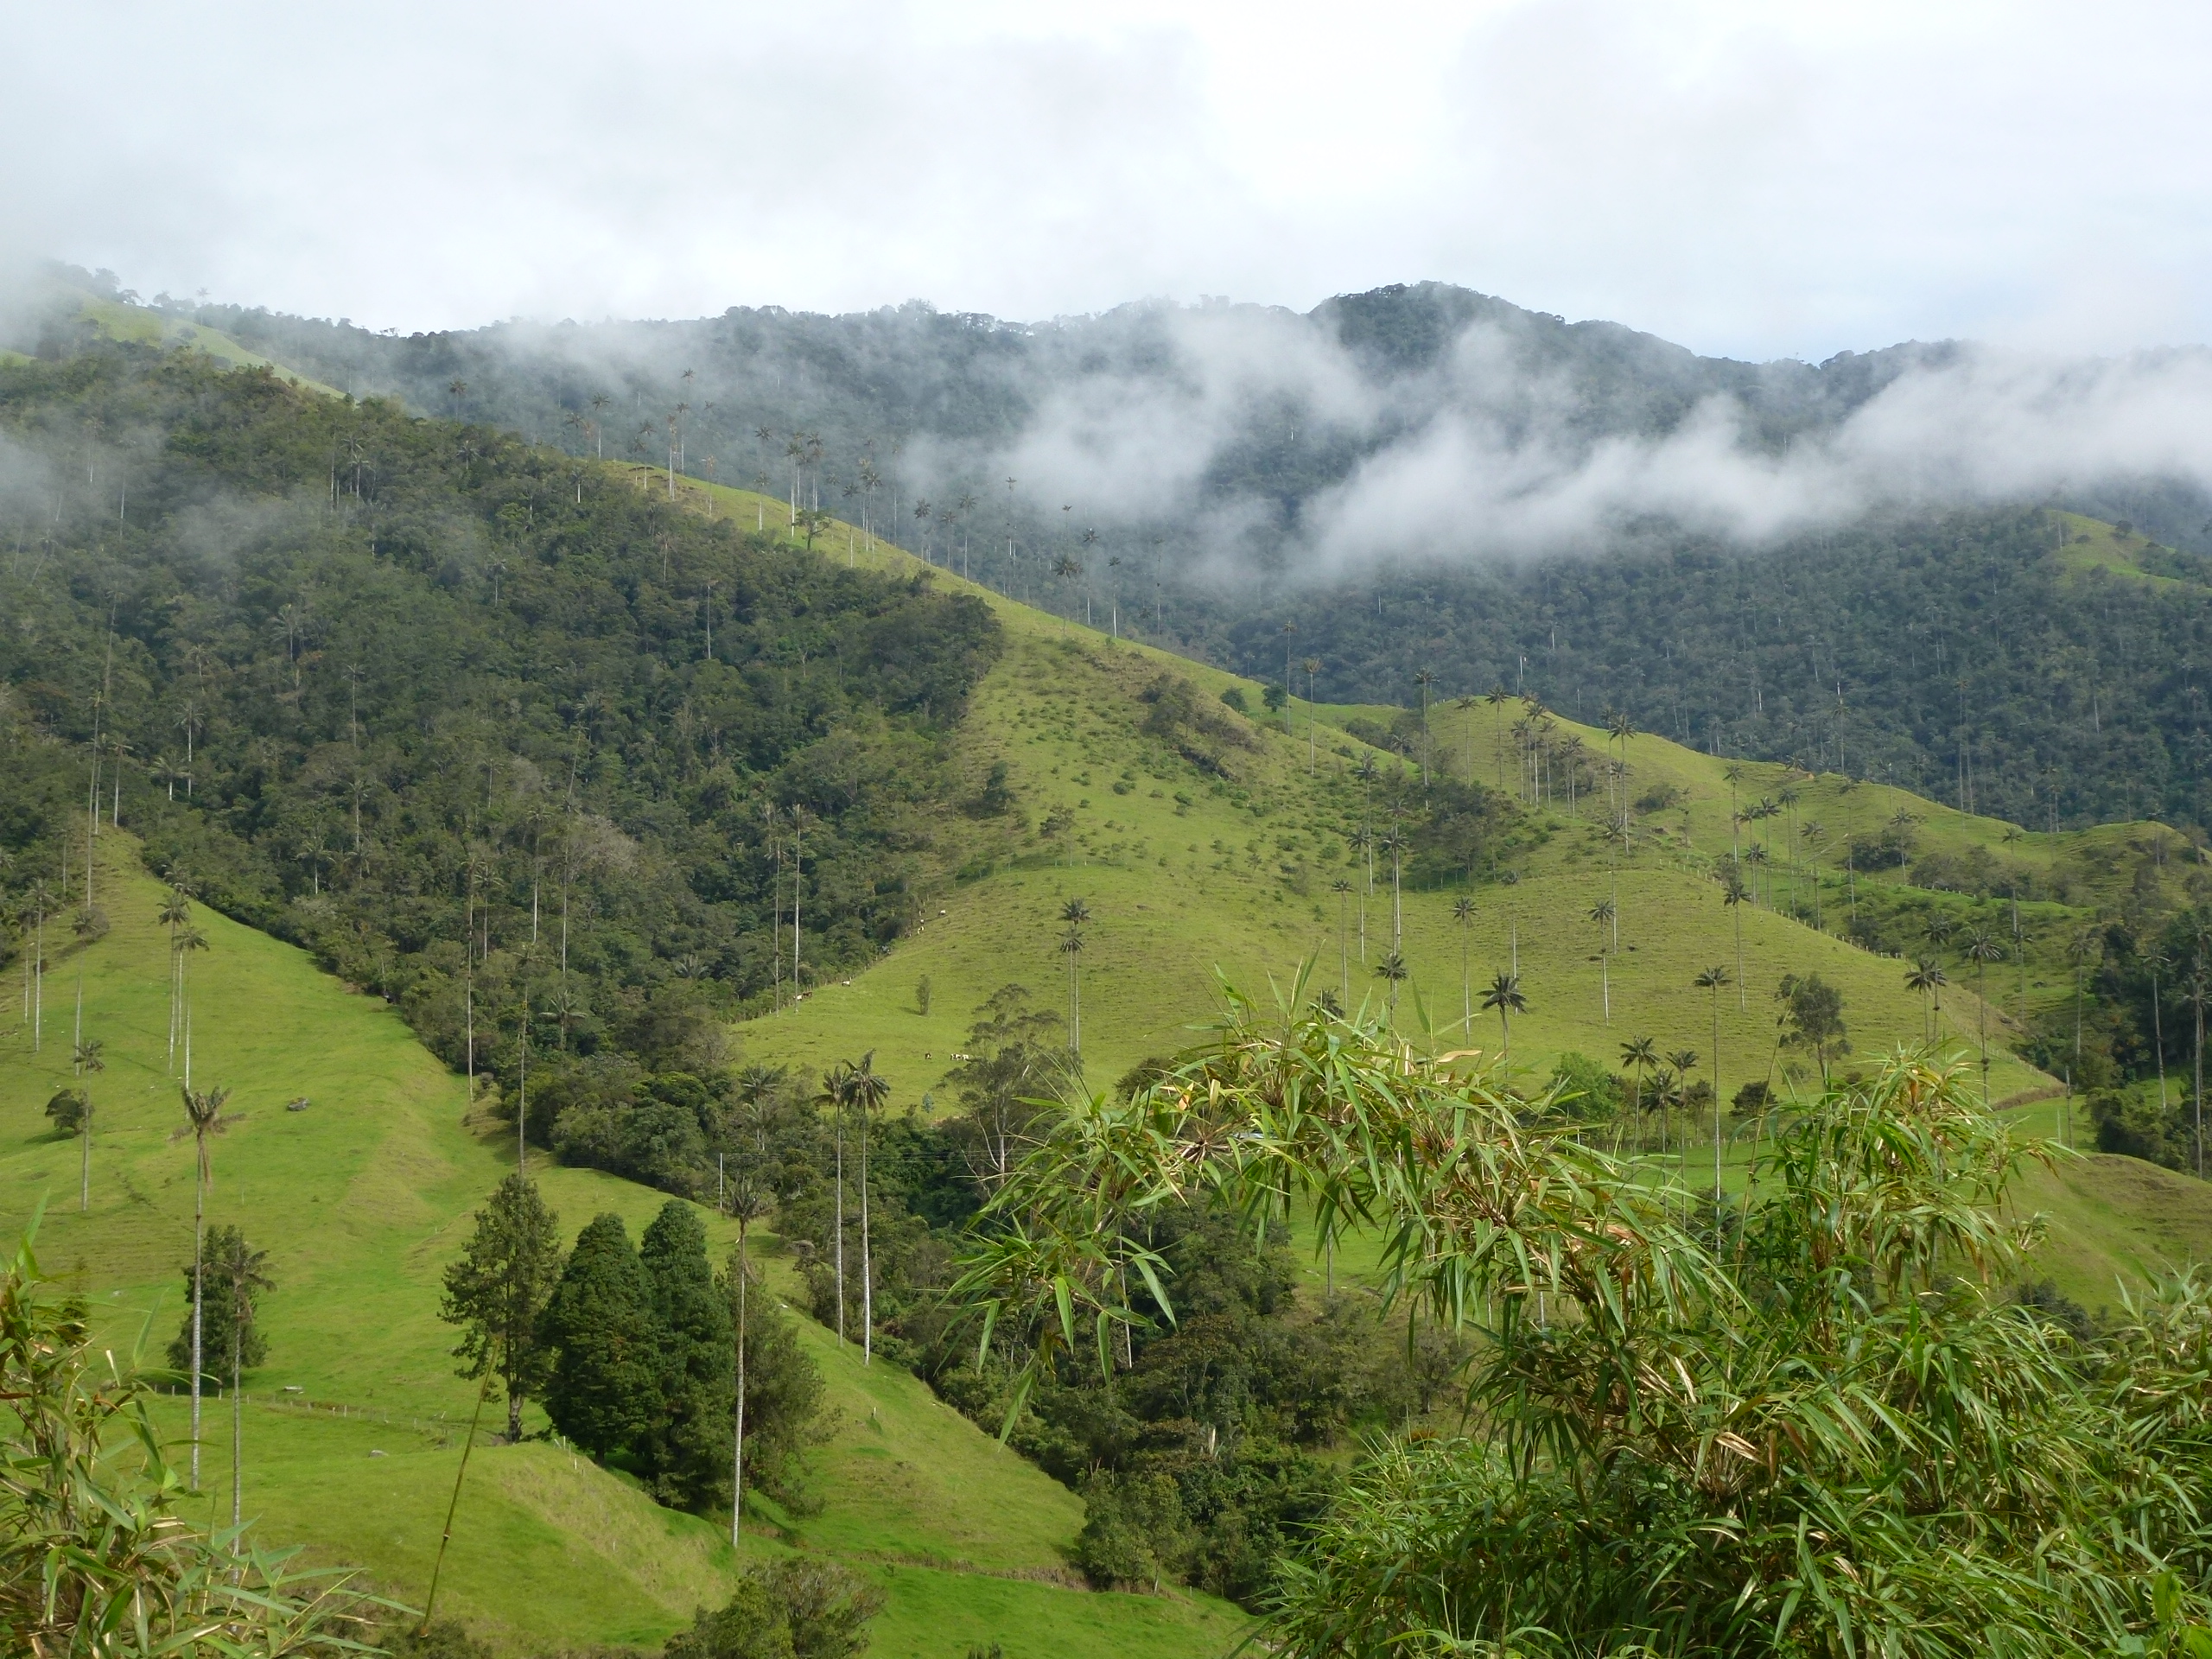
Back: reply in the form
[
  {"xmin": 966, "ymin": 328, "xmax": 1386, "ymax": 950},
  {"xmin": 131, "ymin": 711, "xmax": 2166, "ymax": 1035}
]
[
  {"xmin": 0, "ymin": 836, "xmax": 1237, "ymax": 1654},
  {"xmin": 0, "ymin": 425, "xmax": 2203, "ymax": 1655}
]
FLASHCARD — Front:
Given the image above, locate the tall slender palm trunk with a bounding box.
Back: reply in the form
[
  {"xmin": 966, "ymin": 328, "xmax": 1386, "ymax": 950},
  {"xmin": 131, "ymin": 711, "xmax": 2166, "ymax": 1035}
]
[
  {"xmin": 74, "ymin": 979, "xmax": 86, "ymax": 1213},
  {"xmin": 2153, "ymin": 969, "xmax": 2168, "ymax": 1113},
  {"xmin": 232, "ymin": 1332, "xmax": 244, "ymax": 1526},
  {"xmin": 732, "ymin": 1230, "xmax": 749, "ymax": 1545},
  {"xmin": 1711, "ymin": 994, "xmax": 1725, "ymax": 1206},
  {"xmin": 2196, "ymin": 996, "xmax": 2205, "ymax": 1180},
  {"xmin": 1390, "ymin": 845, "xmax": 1403, "ymax": 953},
  {"xmin": 859, "ymin": 1109, "xmax": 873, "ymax": 1365},
  {"xmin": 833, "ymin": 1105, "xmax": 846, "ymax": 1344},
  {"xmin": 191, "ymin": 1169, "xmax": 206, "ymax": 1486}
]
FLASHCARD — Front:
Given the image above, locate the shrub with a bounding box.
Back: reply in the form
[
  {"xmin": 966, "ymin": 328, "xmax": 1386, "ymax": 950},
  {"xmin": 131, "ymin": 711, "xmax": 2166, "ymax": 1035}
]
[
  {"xmin": 42, "ymin": 1089, "xmax": 86, "ymax": 1135},
  {"xmin": 664, "ymin": 1559, "xmax": 885, "ymax": 1659},
  {"xmin": 1074, "ymin": 1470, "xmax": 1194, "ymax": 1591},
  {"xmin": 1548, "ymin": 1052, "xmax": 1623, "ymax": 1121}
]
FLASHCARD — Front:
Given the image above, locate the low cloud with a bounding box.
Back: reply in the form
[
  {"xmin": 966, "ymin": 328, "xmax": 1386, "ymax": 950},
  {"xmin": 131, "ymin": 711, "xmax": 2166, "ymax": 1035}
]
[{"xmin": 936, "ymin": 308, "xmax": 2212, "ymax": 574}]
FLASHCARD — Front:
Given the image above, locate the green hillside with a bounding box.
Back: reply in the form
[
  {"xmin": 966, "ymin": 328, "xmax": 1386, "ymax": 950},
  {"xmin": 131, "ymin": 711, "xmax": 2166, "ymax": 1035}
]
[
  {"xmin": 9, "ymin": 342, "xmax": 2212, "ymax": 1656},
  {"xmin": 679, "ymin": 472, "xmax": 2162, "ymax": 1116},
  {"xmin": 32, "ymin": 283, "xmax": 345, "ymax": 395},
  {"xmin": 622, "ymin": 473, "xmax": 2212, "ymax": 1306},
  {"xmin": 0, "ymin": 835, "xmax": 1240, "ymax": 1656}
]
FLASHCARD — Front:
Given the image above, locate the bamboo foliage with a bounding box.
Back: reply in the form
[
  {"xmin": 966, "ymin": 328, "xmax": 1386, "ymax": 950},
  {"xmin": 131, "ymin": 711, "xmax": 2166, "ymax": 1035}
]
[
  {"xmin": 0, "ymin": 1224, "xmax": 388, "ymax": 1654},
  {"xmin": 957, "ymin": 969, "xmax": 2212, "ymax": 1657}
]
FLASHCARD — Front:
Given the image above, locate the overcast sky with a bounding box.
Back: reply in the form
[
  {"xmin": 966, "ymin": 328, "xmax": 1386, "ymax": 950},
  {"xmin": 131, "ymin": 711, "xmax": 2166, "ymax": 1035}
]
[{"xmin": 10, "ymin": 0, "xmax": 2210, "ymax": 359}]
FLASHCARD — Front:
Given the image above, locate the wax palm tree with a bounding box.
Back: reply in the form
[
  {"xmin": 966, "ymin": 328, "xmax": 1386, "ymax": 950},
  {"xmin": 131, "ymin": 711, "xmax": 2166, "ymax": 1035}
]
[
  {"xmin": 172, "ymin": 699, "xmax": 203, "ymax": 791},
  {"xmin": 1720, "ymin": 862, "xmax": 1749, "ymax": 1007},
  {"xmin": 1453, "ymin": 693, "xmax": 1478, "ymax": 781},
  {"xmin": 726, "ymin": 1171, "xmax": 772, "ymax": 1542},
  {"xmin": 845, "ymin": 1053, "xmax": 891, "ymax": 1366},
  {"xmin": 23, "ymin": 879, "xmax": 53, "ymax": 1052},
  {"xmin": 1743, "ymin": 842, "xmax": 1770, "ymax": 908},
  {"xmin": 5, "ymin": 896, "xmax": 21, "ymax": 1033},
  {"xmin": 1777, "ymin": 785, "xmax": 1802, "ymax": 901},
  {"xmin": 72, "ymin": 1037, "xmax": 102, "ymax": 1213},
  {"xmin": 1905, "ymin": 957, "xmax": 1948, "ymax": 1043},
  {"xmin": 2145, "ymin": 945, "xmax": 2173, "ymax": 1115},
  {"xmin": 1606, "ymin": 711, "xmax": 1638, "ymax": 831},
  {"xmin": 1380, "ymin": 828, "xmax": 1408, "ymax": 952},
  {"xmin": 1306, "ymin": 660, "xmax": 1325, "ymax": 770},
  {"xmin": 1414, "ymin": 668, "xmax": 1437, "ymax": 786},
  {"xmin": 1620, "ymin": 1035, "xmax": 1657, "ymax": 1151},
  {"xmin": 1482, "ymin": 970, "xmax": 1527, "ymax": 1067},
  {"xmin": 2067, "ymin": 926, "xmax": 2104, "ymax": 1085},
  {"xmin": 1348, "ymin": 824, "xmax": 1372, "ymax": 963},
  {"xmin": 296, "ymin": 833, "xmax": 330, "ymax": 898},
  {"xmin": 1560, "ymin": 734, "xmax": 1589, "ymax": 818},
  {"xmin": 1484, "ymin": 684, "xmax": 1510, "ymax": 788},
  {"xmin": 175, "ymin": 923, "xmax": 209, "ymax": 1084},
  {"xmin": 1051, "ymin": 554, "xmax": 1083, "ymax": 620},
  {"xmin": 817, "ymin": 1061, "xmax": 854, "ymax": 1344},
  {"xmin": 218, "ymin": 1230, "xmax": 272, "ymax": 1526},
  {"xmin": 1331, "ymin": 879, "xmax": 1354, "ymax": 1005},
  {"xmin": 1693, "ymin": 967, "xmax": 1732, "ymax": 1202},
  {"xmin": 1452, "ymin": 895, "xmax": 1478, "ymax": 1034},
  {"xmin": 1373, "ymin": 952, "xmax": 1409, "ymax": 1023},
  {"xmin": 2188, "ymin": 961, "xmax": 2210, "ymax": 1178},
  {"xmin": 1963, "ymin": 928, "xmax": 2006, "ymax": 1098},
  {"xmin": 1058, "ymin": 898, "xmax": 1090, "ymax": 1064},
  {"xmin": 1666, "ymin": 1048, "xmax": 1700, "ymax": 1190},
  {"xmin": 1588, "ymin": 899, "xmax": 1615, "ymax": 1022},
  {"xmin": 176, "ymin": 1083, "xmax": 234, "ymax": 1486},
  {"xmin": 1801, "ymin": 820, "xmax": 1827, "ymax": 928}
]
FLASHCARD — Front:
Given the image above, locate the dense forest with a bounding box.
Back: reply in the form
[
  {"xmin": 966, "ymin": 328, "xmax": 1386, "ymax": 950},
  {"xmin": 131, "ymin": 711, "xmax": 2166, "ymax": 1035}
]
[
  {"xmin": 0, "ymin": 340, "xmax": 1001, "ymax": 1180},
  {"xmin": 1210, "ymin": 509, "xmax": 2212, "ymax": 834},
  {"xmin": 48, "ymin": 269, "xmax": 2212, "ymax": 836}
]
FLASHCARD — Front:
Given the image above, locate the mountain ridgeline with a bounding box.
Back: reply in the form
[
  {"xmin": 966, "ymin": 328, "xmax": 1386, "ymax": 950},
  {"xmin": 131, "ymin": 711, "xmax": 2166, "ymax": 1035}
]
[
  {"xmin": 0, "ymin": 341, "xmax": 1000, "ymax": 1170},
  {"xmin": 41, "ymin": 270, "xmax": 2212, "ymax": 838}
]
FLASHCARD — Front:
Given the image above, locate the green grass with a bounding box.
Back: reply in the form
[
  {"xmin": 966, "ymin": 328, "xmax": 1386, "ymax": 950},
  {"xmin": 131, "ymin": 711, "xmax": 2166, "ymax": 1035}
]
[
  {"xmin": 68, "ymin": 292, "xmax": 344, "ymax": 397},
  {"xmin": 0, "ymin": 836, "xmax": 1239, "ymax": 1654},
  {"xmin": 675, "ymin": 476, "xmax": 2212, "ymax": 1309},
  {"xmin": 5, "ymin": 448, "xmax": 2203, "ymax": 1655},
  {"xmin": 692, "ymin": 472, "xmax": 2082, "ymax": 1111},
  {"xmin": 2052, "ymin": 509, "xmax": 2207, "ymax": 591}
]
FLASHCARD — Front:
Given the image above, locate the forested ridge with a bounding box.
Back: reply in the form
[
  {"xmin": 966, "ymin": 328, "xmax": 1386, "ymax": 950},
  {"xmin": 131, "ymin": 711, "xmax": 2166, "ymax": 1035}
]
[
  {"xmin": 18, "ymin": 326, "xmax": 2212, "ymax": 1659},
  {"xmin": 0, "ymin": 341, "xmax": 1001, "ymax": 1174},
  {"xmin": 65, "ymin": 270, "xmax": 2212, "ymax": 837},
  {"xmin": 1211, "ymin": 508, "xmax": 2212, "ymax": 834}
]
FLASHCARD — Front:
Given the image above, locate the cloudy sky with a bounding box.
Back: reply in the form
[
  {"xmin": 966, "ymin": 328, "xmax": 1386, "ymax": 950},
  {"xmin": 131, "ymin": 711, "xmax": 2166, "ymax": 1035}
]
[{"xmin": 9, "ymin": 0, "xmax": 2210, "ymax": 359}]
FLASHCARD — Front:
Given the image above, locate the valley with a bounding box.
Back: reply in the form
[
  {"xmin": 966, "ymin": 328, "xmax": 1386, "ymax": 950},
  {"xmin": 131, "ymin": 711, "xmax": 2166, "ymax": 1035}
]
[{"xmin": 6, "ymin": 313, "xmax": 2212, "ymax": 1656}]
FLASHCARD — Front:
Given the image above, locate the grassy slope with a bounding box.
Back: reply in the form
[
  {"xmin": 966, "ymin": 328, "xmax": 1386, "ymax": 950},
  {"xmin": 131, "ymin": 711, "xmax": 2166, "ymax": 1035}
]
[
  {"xmin": 68, "ymin": 292, "xmax": 345, "ymax": 397},
  {"xmin": 696, "ymin": 474, "xmax": 2082, "ymax": 1103},
  {"xmin": 3, "ymin": 421, "xmax": 2197, "ymax": 1651},
  {"xmin": 671, "ymin": 477, "xmax": 2212, "ymax": 1306},
  {"xmin": 0, "ymin": 837, "xmax": 1236, "ymax": 1656},
  {"xmin": 2053, "ymin": 509, "xmax": 2212, "ymax": 591}
]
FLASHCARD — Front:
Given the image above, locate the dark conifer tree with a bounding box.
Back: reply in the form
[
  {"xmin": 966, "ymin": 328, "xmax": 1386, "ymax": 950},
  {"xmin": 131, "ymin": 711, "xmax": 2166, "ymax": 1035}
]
[
  {"xmin": 440, "ymin": 1175, "xmax": 565, "ymax": 1441},
  {"xmin": 537, "ymin": 1213, "xmax": 657, "ymax": 1460},
  {"xmin": 639, "ymin": 1201, "xmax": 734, "ymax": 1510},
  {"xmin": 167, "ymin": 1222, "xmax": 266, "ymax": 1384},
  {"xmin": 722, "ymin": 1270, "xmax": 826, "ymax": 1511}
]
